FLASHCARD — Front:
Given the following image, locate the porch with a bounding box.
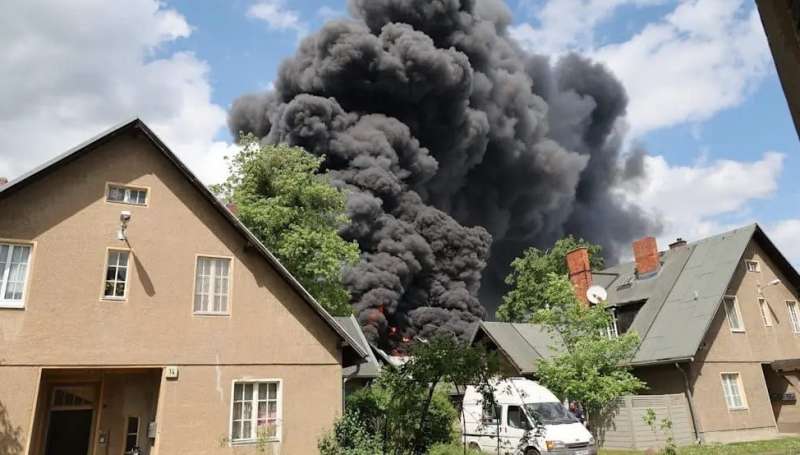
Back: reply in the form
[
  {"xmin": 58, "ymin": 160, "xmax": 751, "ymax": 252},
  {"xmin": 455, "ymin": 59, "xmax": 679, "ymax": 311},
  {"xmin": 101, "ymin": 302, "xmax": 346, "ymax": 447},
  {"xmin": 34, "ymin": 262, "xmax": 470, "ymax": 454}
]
[{"xmin": 28, "ymin": 368, "xmax": 162, "ymax": 455}]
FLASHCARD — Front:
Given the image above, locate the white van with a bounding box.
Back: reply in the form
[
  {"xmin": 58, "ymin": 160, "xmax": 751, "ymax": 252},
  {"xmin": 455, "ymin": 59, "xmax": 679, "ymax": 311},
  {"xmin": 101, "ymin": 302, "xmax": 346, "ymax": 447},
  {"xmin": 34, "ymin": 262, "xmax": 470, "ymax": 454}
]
[{"xmin": 461, "ymin": 378, "xmax": 595, "ymax": 455}]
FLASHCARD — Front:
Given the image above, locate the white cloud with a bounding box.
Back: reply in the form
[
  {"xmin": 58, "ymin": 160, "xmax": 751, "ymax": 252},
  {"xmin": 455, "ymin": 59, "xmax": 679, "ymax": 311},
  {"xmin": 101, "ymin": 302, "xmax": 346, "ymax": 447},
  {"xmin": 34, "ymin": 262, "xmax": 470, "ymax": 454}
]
[
  {"xmin": 0, "ymin": 0, "xmax": 231, "ymax": 184},
  {"xmin": 619, "ymin": 151, "xmax": 785, "ymax": 247},
  {"xmin": 511, "ymin": 0, "xmax": 772, "ymax": 138},
  {"xmin": 317, "ymin": 6, "xmax": 346, "ymax": 21},
  {"xmin": 768, "ymin": 219, "xmax": 800, "ymax": 266},
  {"xmin": 247, "ymin": 0, "xmax": 309, "ymax": 39}
]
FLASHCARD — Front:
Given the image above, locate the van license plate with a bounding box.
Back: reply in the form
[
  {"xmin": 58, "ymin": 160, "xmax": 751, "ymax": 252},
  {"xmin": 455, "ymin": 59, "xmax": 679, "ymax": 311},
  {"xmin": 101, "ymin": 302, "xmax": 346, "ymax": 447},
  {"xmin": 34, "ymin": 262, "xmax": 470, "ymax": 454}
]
[{"xmin": 574, "ymin": 450, "xmax": 589, "ymax": 455}]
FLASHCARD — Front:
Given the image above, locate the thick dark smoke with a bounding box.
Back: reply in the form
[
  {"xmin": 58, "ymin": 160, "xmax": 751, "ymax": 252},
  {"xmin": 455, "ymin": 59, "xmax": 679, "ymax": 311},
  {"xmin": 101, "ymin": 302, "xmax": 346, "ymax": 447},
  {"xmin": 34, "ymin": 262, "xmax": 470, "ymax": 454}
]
[{"xmin": 229, "ymin": 0, "xmax": 659, "ymax": 349}]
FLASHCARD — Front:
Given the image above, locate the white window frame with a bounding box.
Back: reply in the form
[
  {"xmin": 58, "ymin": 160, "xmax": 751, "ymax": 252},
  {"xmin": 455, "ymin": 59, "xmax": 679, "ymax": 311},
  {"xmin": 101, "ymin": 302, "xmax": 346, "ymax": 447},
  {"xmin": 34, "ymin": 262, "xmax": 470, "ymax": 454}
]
[
  {"xmin": 229, "ymin": 379, "xmax": 282, "ymax": 445},
  {"xmin": 745, "ymin": 260, "xmax": 760, "ymax": 273},
  {"xmin": 721, "ymin": 372, "xmax": 748, "ymax": 410},
  {"xmin": 102, "ymin": 249, "xmax": 131, "ymax": 301},
  {"xmin": 106, "ymin": 183, "xmax": 149, "ymax": 206},
  {"xmin": 193, "ymin": 255, "xmax": 233, "ymax": 315},
  {"xmin": 124, "ymin": 416, "xmax": 140, "ymax": 454},
  {"xmin": 605, "ymin": 310, "xmax": 619, "ymax": 339},
  {"xmin": 787, "ymin": 300, "xmax": 800, "ymax": 334},
  {"xmin": 758, "ymin": 297, "xmax": 773, "ymax": 327},
  {"xmin": 723, "ymin": 295, "xmax": 745, "ymax": 333},
  {"xmin": 0, "ymin": 241, "xmax": 34, "ymax": 309}
]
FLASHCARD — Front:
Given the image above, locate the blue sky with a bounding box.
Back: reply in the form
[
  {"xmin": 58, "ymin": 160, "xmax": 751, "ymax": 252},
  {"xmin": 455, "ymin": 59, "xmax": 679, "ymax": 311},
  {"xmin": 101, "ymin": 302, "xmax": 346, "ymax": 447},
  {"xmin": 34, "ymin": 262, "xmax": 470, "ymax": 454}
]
[{"xmin": 1, "ymin": 0, "xmax": 798, "ymax": 262}]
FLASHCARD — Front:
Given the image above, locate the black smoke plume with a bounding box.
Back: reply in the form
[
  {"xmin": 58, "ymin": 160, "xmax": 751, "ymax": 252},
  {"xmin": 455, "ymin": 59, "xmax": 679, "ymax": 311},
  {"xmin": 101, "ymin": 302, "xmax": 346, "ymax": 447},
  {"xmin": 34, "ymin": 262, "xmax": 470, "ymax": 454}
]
[{"xmin": 229, "ymin": 0, "xmax": 659, "ymax": 349}]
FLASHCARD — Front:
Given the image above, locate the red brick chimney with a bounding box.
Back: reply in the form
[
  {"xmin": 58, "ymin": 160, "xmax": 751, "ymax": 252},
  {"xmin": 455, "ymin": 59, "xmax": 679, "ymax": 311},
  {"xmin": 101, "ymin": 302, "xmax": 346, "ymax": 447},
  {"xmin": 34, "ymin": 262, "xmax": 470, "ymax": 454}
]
[
  {"xmin": 225, "ymin": 202, "xmax": 238, "ymax": 215},
  {"xmin": 0, "ymin": 177, "xmax": 7, "ymax": 187},
  {"xmin": 633, "ymin": 236, "xmax": 660, "ymax": 276},
  {"xmin": 566, "ymin": 247, "xmax": 593, "ymax": 307}
]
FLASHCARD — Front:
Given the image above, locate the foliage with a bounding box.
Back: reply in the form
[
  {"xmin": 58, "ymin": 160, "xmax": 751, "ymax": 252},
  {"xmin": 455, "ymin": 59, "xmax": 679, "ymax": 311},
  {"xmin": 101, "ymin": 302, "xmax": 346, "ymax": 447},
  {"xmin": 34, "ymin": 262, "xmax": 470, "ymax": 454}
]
[
  {"xmin": 427, "ymin": 443, "xmax": 484, "ymax": 455},
  {"xmin": 212, "ymin": 134, "xmax": 360, "ymax": 316},
  {"xmin": 318, "ymin": 411, "xmax": 383, "ymax": 455},
  {"xmin": 600, "ymin": 436, "xmax": 800, "ymax": 455},
  {"xmin": 332, "ymin": 337, "xmax": 500, "ymax": 455},
  {"xmin": 643, "ymin": 408, "xmax": 677, "ymax": 455},
  {"xmin": 521, "ymin": 272, "xmax": 645, "ymax": 427},
  {"xmin": 497, "ymin": 235, "xmax": 604, "ymax": 322}
]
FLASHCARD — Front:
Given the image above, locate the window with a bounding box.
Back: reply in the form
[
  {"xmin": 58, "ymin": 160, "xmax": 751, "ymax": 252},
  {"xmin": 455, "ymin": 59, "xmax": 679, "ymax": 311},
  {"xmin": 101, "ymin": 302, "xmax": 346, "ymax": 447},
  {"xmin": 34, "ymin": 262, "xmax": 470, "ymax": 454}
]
[
  {"xmin": 107, "ymin": 184, "xmax": 148, "ymax": 206},
  {"xmin": 788, "ymin": 301, "xmax": 800, "ymax": 334},
  {"xmin": 721, "ymin": 373, "xmax": 747, "ymax": 410},
  {"xmin": 125, "ymin": 416, "xmax": 140, "ymax": 453},
  {"xmin": 745, "ymin": 260, "xmax": 760, "ymax": 272},
  {"xmin": 723, "ymin": 296, "xmax": 745, "ymax": 332},
  {"xmin": 231, "ymin": 381, "xmax": 280, "ymax": 443},
  {"xmin": 0, "ymin": 243, "xmax": 32, "ymax": 308},
  {"xmin": 194, "ymin": 257, "xmax": 231, "ymax": 314},
  {"xmin": 103, "ymin": 250, "xmax": 130, "ymax": 299},
  {"xmin": 507, "ymin": 405, "xmax": 529, "ymax": 429},
  {"xmin": 481, "ymin": 403, "xmax": 502, "ymax": 426},
  {"xmin": 759, "ymin": 298, "xmax": 772, "ymax": 327}
]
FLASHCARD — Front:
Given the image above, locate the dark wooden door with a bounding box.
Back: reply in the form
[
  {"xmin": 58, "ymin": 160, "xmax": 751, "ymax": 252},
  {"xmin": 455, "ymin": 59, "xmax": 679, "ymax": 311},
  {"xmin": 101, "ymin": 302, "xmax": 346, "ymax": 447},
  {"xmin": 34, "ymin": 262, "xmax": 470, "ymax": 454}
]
[{"xmin": 44, "ymin": 409, "xmax": 93, "ymax": 455}]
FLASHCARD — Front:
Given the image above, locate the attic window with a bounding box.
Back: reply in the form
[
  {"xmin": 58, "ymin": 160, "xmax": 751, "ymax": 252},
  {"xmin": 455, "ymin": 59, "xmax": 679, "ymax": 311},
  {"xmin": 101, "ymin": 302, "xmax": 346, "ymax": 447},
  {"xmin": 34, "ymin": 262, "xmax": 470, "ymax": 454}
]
[
  {"xmin": 745, "ymin": 260, "xmax": 760, "ymax": 273},
  {"xmin": 107, "ymin": 184, "xmax": 148, "ymax": 206}
]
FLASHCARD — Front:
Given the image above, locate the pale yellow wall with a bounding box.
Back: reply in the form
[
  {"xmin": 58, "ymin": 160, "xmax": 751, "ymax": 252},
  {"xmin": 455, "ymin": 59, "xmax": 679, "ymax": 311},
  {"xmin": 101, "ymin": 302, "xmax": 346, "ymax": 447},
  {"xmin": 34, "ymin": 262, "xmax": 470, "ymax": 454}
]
[
  {"xmin": 688, "ymin": 239, "xmax": 800, "ymax": 440},
  {"xmin": 0, "ymin": 131, "xmax": 345, "ymax": 453},
  {"xmin": 154, "ymin": 365, "xmax": 341, "ymax": 455},
  {"xmin": 0, "ymin": 368, "xmax": 40, "ymax": 455}
]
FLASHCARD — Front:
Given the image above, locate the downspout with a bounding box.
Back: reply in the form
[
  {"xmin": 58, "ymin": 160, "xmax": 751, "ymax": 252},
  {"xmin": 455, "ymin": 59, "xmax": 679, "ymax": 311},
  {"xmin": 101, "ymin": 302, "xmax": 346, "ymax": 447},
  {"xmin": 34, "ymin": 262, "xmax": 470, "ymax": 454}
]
[{"xmin": 675, "ymin": 362, "xmax": 703, "ymax": 444}]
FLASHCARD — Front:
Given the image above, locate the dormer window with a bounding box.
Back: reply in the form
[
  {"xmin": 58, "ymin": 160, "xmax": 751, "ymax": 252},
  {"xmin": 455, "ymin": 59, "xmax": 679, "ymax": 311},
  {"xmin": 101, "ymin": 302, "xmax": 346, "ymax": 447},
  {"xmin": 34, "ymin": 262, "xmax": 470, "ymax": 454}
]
[
  {"xmin": 745, "ymin": 260, "xmax": 760, "ymax": 273},
  {"xmin": 107, "ymin": 184, "xmax": 148, "ymax": 206}
]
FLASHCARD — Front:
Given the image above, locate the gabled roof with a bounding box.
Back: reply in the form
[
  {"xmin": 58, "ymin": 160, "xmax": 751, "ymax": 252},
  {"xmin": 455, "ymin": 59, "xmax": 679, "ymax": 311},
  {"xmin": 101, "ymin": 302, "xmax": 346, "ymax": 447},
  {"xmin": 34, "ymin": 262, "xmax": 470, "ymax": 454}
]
[
  {"xmin": 472, "ymin": 224, "xmax": 800, "ymax": 373},
  {"xmin": 470, "ymin": 321, "xmax": 563, "ymax": 375},
  {"xmin": 599, "ymin": 224, "xmax": 800, "ymax": 365},
  {"xmin": 0, "ymin": 118, "xmax": 367, "ymax": 361},
  {"xmin": 335, "ymin": 316, "xmax": 382, "ymax": 379}
]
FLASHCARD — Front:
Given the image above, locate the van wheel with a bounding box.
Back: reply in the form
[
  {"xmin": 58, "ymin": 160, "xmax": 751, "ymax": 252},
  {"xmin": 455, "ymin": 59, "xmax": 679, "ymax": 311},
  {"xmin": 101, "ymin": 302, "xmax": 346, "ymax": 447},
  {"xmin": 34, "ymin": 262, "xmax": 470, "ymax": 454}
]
[
  {"xmin": 468, "ymin": 442, "xmax": 480, "ymax": 451},
  {"xmin": 524, "ymin": 448, "xmax": 540, "ymax": 455}
]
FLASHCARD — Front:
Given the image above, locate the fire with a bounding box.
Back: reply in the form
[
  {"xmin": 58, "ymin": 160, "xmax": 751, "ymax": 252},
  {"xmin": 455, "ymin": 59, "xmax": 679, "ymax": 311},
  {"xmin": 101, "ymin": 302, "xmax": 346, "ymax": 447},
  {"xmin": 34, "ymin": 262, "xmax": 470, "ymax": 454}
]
[
  {"xmin": 402, "ymin": 336, "xmax": 411, "ymax": 343},
  {"xmin": 389, "ymin": 326, "xmax": 398, "ymax": 336}
]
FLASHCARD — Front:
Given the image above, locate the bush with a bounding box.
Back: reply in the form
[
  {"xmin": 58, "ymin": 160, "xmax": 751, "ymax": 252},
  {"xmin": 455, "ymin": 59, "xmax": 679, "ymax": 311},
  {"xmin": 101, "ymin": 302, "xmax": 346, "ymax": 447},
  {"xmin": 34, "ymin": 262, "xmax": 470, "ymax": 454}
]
[
  {"xmin": 318, "ymin": 411, "xmax": 382, "ymax": 455},
  {"xmin": 427, "ymin": 443, "xmax": 484, "ymax": 455}
]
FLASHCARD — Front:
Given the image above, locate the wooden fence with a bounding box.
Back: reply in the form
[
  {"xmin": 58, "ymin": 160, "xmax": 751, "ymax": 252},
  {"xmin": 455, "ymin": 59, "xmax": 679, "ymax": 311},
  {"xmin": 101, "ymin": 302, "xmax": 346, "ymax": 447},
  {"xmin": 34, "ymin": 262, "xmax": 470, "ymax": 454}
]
[{"xmin": 598, "ymin": 394, "xmax": 696, "ymax": 450}]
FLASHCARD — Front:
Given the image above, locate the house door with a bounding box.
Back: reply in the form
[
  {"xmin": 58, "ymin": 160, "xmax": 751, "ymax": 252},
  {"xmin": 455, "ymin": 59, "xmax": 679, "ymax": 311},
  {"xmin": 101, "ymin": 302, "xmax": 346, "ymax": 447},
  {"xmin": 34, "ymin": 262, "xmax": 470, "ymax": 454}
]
[
  {"xmin": 43, "ymin": 386, "xmax": 96, "ymax": 455},
  {"xmin": 44, "ymin": 409, "xmax": 93, "ymax": 455}
]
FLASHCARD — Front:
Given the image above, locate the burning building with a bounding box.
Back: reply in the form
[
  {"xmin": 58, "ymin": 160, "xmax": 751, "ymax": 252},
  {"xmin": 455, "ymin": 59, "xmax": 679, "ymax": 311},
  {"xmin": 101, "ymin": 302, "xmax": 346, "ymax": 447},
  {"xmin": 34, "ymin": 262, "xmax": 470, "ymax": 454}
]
[{"xmin": 229, "ymin": 0, "xmax": 658, "ymax": 349}]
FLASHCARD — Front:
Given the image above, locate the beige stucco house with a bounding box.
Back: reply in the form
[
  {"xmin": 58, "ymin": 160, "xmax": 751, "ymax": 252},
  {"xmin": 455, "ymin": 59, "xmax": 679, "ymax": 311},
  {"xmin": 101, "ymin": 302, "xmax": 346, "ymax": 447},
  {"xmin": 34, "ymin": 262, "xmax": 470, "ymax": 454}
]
[
  {"xmin": 473, "ymin": 225, "xmax": 800, "ymax": 444},
  {"xmin": 0, "ymin": 119, "xmax": 367, "ymax": 455}
]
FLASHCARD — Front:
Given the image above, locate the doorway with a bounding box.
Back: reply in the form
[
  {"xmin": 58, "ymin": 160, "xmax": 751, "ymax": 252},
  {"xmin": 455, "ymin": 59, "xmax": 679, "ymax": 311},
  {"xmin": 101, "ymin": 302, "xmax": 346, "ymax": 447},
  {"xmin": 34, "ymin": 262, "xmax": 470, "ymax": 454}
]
[{"xmin": 43, "ymin": 386, "xmax": 96, "ymax": 455}]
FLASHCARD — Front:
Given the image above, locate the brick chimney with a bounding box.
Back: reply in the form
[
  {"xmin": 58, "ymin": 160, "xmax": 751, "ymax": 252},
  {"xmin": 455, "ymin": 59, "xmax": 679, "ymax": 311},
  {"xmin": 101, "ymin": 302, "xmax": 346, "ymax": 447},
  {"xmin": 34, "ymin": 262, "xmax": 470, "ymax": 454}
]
[
  {"xmin": 0, "ymin": 177, "xmax": 7, "ymax": 187},
  {"xmin": 633, "ymin": 236, "xmax": 660, "ymax": 276},
  {"xmin": 566, "ymin": 247, "xmax": 593, "ymax": 307},
  {"xmin": 225, "ymin": 202, "xmax": 238, "ymax": 215}
]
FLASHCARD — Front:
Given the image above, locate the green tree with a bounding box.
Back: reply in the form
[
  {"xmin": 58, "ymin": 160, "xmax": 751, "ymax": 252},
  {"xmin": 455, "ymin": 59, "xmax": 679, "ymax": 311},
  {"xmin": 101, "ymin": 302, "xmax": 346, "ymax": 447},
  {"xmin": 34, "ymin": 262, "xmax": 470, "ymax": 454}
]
[
  {"xmin": 496, "ymin": 235, "xmax": 604, "ymax": 322},
  {"xmin": 213, "ymin": 134, "xmax": 360, "ymax": 316},
  {"xmin": 527, "ymin": 273, "xmax": 644, "ymax": 429},
  {"xmin": 326, "ymin": 337, "xmax": 500, "ymax": 455}
]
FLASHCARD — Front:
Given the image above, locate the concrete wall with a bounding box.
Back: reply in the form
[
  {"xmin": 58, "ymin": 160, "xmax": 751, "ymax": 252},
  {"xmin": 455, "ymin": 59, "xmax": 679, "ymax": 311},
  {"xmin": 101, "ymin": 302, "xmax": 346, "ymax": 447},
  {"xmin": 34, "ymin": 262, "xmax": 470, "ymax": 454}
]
[{"xmin": 0, "ymin": 130, "xmax": 344, "ymax": 453}]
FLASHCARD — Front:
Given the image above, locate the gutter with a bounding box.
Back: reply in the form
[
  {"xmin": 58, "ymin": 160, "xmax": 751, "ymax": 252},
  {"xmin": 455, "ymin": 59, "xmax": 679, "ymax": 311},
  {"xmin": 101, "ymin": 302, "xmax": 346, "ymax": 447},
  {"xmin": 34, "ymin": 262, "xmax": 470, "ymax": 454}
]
[{"xmin": 675, "ymin": 361, "xmax": 703, "ymax": 444}]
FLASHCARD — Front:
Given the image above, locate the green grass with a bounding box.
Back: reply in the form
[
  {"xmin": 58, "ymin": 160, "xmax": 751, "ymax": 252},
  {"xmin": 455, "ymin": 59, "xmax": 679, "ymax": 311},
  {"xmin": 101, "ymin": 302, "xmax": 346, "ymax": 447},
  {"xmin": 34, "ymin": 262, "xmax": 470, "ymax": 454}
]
[{"xmin": 600, "ymin": 436, "xmax": 800, "ymax": 455}]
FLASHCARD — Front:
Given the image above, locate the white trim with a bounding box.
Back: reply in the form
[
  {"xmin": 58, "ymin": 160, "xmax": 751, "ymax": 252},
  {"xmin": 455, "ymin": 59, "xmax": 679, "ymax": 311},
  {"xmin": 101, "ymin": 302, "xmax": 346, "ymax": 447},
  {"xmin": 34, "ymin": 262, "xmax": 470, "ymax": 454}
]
[
  {"xmin": 787, "ymin": 300, "xmax": 800, "ymax": 334},
  {"xmin": 101, "ymin": 248, "xmax": 131, "ymax": 301},
  {"xmin": 758, "ymin": 297, "xmax": 773, "ymax": 327},
  {"xmin": 105, "ymin": 182, "xmax": 150, "ymax": 207},
  {"xmin": 720, "ymin": 372, "xmax": 748, "ymax": 410},
  {"xmin": 123, "ymin": 415, "xmax": 141, "ymax": 455},
  {"xmin": 228, "ymin": 378, "xmax": 283, "ymax": 445},
  {"xmin": 0, "ymin": 241, "xmax": 34, "ymax": 309},
  {"xmin": 192, "ymin": 254, "xmax": 233, "ymax": 316},
  {"xmin": 723, "ymin": 295, "xmax": 745, "ymax": 333}
]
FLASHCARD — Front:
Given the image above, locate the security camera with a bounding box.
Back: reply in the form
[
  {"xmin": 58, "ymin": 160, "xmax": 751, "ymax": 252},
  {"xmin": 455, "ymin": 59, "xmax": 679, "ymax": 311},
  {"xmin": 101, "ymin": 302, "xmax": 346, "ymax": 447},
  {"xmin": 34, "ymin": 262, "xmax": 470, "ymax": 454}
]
[{"xmin": 120, "ymin": 211, "xmax": 132, "ymax": 223}]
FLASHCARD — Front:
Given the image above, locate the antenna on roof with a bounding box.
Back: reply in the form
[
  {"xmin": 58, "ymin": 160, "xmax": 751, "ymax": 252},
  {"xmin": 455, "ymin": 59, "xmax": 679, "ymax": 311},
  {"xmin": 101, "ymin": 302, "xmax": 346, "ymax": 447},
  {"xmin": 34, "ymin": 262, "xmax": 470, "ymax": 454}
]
[{"xmin": 587, "ymin": 285, "xmax": 608, "ymax": 305}]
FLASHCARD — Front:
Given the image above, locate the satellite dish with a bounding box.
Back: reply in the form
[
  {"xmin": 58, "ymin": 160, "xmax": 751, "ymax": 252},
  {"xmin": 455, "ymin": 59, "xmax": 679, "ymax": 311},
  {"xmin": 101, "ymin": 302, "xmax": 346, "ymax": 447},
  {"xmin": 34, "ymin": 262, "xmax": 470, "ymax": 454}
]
[{"xmin": 587, "ymin": 285, "xmax": 608, "ymax": 304}]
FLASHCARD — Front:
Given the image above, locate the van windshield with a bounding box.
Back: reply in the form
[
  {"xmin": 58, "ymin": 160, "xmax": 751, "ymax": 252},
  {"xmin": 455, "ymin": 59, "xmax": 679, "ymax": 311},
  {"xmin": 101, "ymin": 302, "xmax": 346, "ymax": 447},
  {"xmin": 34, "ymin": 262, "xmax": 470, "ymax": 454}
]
[{"xmin": 525, "ymin": 402, "xmax": 578, "ymax": 425}]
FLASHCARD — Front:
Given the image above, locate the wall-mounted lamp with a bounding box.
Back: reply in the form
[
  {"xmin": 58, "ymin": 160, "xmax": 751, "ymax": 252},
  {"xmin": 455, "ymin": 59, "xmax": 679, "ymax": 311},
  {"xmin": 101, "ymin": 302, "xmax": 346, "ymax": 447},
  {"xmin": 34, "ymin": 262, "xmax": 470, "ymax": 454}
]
[{"xmin": 118, "ymin": 211, "xmax": 132, "ymax": 241}]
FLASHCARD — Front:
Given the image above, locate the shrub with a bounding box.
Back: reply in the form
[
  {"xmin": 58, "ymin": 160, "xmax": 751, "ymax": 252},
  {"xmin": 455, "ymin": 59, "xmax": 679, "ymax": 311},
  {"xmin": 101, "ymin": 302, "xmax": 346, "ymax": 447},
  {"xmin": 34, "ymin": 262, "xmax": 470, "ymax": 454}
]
[{"xmin": 318, "ymin": 411, "xmax": 382, "ymax": 455}]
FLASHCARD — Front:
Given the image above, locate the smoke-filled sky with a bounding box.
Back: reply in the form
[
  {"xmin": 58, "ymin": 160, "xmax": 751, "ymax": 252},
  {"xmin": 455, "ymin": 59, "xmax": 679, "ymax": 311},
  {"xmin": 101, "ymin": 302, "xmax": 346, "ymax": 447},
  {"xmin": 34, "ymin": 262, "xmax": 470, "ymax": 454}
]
[{"xmin": 1, "ymin": 0, "xmax": 799, "ymax": 335}]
